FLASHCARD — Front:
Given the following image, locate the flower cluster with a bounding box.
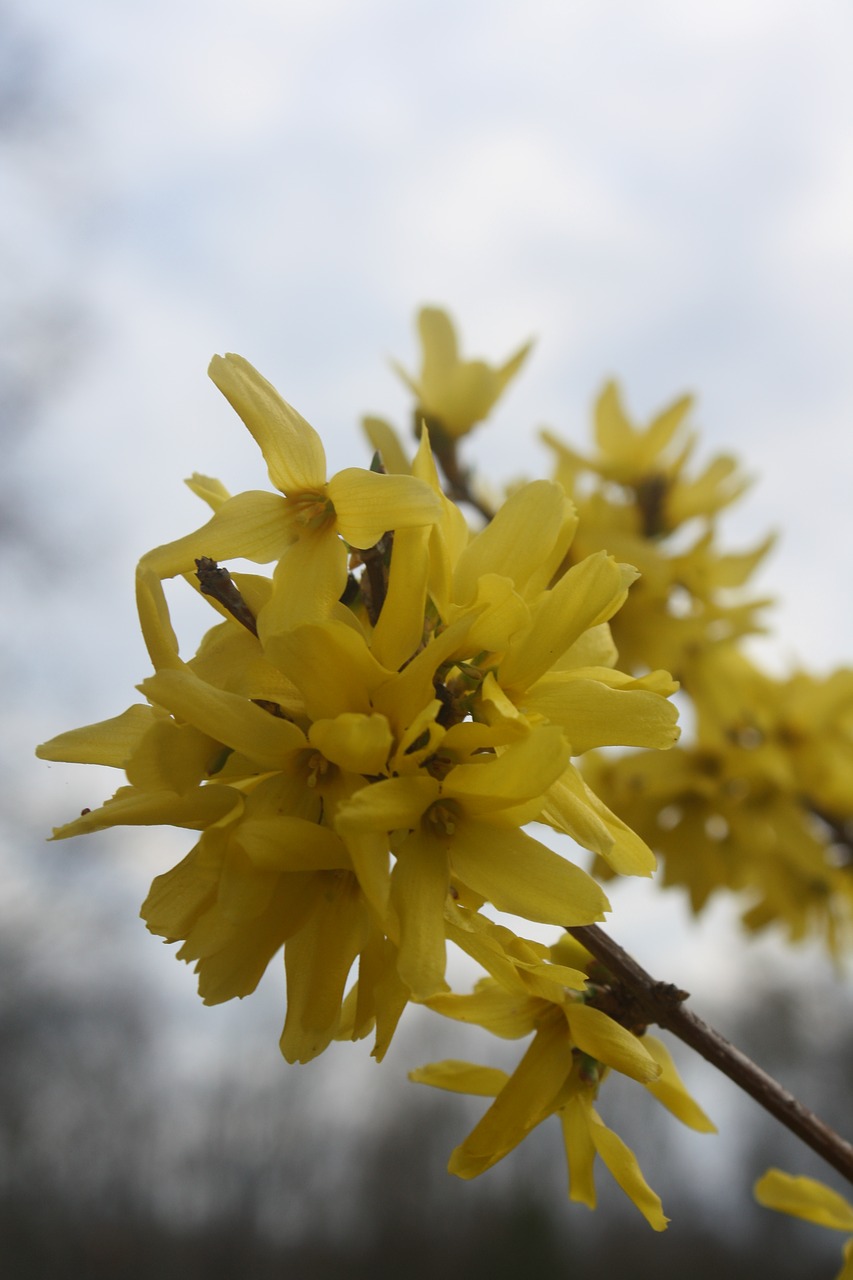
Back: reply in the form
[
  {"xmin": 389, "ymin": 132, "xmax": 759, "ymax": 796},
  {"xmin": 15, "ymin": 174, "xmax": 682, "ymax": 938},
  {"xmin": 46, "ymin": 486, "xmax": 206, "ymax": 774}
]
[
  {"xmin": 542, "ymin": 380, "xmax": 775, "ymax": 680},
  {"xmin": 38, "ymin": 331, "xmax": 680, "ymax": 1084},
  {"xmin": 38, "ymin": 306, "xmax": 852, "ymax": 1236},
  {"xmin": 585, "ymin": 648, "xmax": 853, "ymax": 952}
]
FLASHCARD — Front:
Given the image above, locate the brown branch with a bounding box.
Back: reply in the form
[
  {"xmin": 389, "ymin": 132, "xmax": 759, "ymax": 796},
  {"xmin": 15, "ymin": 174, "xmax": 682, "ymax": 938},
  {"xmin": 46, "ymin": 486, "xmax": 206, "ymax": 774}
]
[
  {"xmin": 195, "ymin": 557, "xmax": 258, "ymax": 635},
  {"xmin": 568, "ymin": 923, "xmax": 853, "ymax": 1186}
]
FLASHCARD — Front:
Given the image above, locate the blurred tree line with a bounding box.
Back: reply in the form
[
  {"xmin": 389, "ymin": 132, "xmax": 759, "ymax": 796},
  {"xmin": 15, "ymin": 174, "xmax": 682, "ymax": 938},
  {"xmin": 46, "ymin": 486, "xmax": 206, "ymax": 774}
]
[{"xmin": 1, "ymin": 903, "xmax": 848, "ymax": 1279}]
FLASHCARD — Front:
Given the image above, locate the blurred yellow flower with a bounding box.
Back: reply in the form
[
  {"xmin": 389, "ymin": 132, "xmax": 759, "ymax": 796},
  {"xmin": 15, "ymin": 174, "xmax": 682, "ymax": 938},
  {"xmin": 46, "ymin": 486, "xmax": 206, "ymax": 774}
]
[
  {"xmin": 756, "ymin": 1170, "xmax": 853, "ymax": 1280},
  {"xmin": 393, "ymin": 306, "xmax": 532, "ymax": 440}
]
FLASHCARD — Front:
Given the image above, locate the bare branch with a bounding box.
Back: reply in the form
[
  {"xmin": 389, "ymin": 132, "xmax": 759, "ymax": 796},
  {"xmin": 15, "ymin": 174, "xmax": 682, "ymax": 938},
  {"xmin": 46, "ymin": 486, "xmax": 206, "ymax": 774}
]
[{"xmin": 569, "ymin": 923, "xmax": 853, "ymax": 1186}]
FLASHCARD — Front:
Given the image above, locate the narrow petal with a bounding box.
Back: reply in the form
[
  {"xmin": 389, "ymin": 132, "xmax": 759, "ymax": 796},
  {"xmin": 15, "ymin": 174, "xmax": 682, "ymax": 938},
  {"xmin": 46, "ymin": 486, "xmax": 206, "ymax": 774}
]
[
  {"xmin": 139, "ymin": 667, "xmax": 306, "ymax": 769},
  {"xmin": 361, "ymin": 416, "xmax": 411, "ymax": 475},
  {"xmin": 755, "ymin": 1171, "xmax": 853, "ymax": 1231},
  {"xmin": 453, "ymin": 481, "xmax": 569, "ymax": 604},
  {"xmin": 642, "ymin": 1036, "xmax": 717, "ymax": 1132},
  {"xmin": 268, "ymin": 620, "xmax": 391, "ymax": 721},
  {"xmin": 327, "ymin": 468, "xmax": 441, "ymax": 549},
  {"xmin": 584, "ymin": 1100, "xmax": 669, "ymax": 1231},
  {"xmin": 450, "ymin": 819, "xmax": 609, "ymax": 927},
  {"xmin": 36, "ymin": 705, "xmax": 156, "ymax": 767},
  {"xmin": 281, "ymin": 872, "xmax": 366, "ymax": 1062},
  {"xmin": 370, "ymin": 524, "xmax": 431, "ymax": 671},
  {"xmin": 309, "ymin": 713, "xmax": 393, "ymax": 776},
  {"xmin": 125, "ymin": 719, "xmax": 221, "ymax": 794},
  {"xmin": 448, "ymin": 1019, "xmax": 570, "ymax": 1177},
  {"xmin": 500, "ymin": 553, "xmax": 637, "ymax": 693},
  {"xmin": 185, "ymin": 472, "xmax": 231, "ymax": 510},
  {"xmin": 337, "ymin": 774, "xmax": 440, "ymax": 834},
  {"xmin": 136, "ymin": 568, "xmax": 183, "ymax": 671},
  {"xmin": 444, "ymin": 726, "xmax": 570, "ymax": 815},
  {"xmin": 410, "ymin": 1060, "xmax": 509, "ymax": 1097},
  {"xmin": 235, "ymin": 815, "xmax": 351, "ymax": 872},
  {"xmin": 391, "ymin": 828, "xmax": 450, "ymax": 998},
  {"xmin": 209, "ymin": 354, "xmax": 327, "ymax": 493},
  {"xmin": 521, "ymin": 675, "xmax": 680, "ymax": 754},
  {"xmin": 561, "ymin": 1096, "xmax": 597, "ymax": 1208},
  {"xmin": 257, "ymin": 532, "xmax": 348, "ymax": 639},
  {"xmin": 564, "ymin": 1003, "xmax": 661, "ymax": 1083},
  {"xmin": 141, "ymin": 491, "xmax": 294, "ymax": 579},
  {"xmin": 425, "ymin": 985, "xmax": 542, "ymax": 1039},
  {"xmin": 51, "ymin": 784, "xmax": 240, "ymax": 839},
  {"xmin": 142, "ymin": 831, "xmax": 225, "ymax": 939}
]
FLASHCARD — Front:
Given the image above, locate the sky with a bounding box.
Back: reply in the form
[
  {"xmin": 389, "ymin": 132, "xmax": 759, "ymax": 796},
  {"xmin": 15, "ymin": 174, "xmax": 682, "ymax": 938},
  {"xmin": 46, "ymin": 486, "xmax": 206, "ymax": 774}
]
[{"xmin": 4, "ymin": 0, "xmax": 853, "ymax": 1176}]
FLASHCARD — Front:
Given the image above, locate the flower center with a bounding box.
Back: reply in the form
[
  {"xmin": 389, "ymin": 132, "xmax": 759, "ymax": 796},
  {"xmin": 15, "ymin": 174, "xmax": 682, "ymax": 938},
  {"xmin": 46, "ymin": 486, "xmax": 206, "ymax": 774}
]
[
  {"xmin": 287, "ymin": 490, "xmax": 336, "ymax": 531},
  {"xmin": 423, "ymin": 800, "xmax": 460, "ymax": 839}
]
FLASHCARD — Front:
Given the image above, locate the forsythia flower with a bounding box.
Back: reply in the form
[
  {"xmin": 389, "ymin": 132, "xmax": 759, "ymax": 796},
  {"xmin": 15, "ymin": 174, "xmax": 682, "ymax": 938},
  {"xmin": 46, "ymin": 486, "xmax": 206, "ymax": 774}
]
[
  {"xmin": 411, "ymin": 927, "xmax": 714, "ymax": 1228},
  {"xmin": 392, "ymin": 305, "xmax": 533, "ymax": 442},
  {"xmin": 542, "ymin": 381, "xmax": 774, "ymax": 680},
  {"xmin": 36, "ymin": 305, "xmax": 853, "ymax": 1252},
  {"xmin": 37, "ymin": 340, "xmax": 680, "ymax": 1069},
  {"xmin": 755, "ymin": 1170, "xmax": 853, "ymax": 1280}
]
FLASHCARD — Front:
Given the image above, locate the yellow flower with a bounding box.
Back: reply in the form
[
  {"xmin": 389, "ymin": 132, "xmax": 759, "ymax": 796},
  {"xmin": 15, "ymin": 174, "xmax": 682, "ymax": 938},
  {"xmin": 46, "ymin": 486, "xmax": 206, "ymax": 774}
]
[
  {"xmin": 337, "ymin": 726, "xmax": 609, "ymax": 999},
  {"xmin": 755, "ymin": 1170, "xmax": 853, "ymax": 1280},
  {"xmin": 141, "ymin": 355, "xmax": 442, "ymax": 636},
  {"xmin": 393, "ymin": 306, "xmax": 533, "ymax": 441},
  {"xmin": 411, "ymin": 927, "xmax": 714, "ymax": 1229}
]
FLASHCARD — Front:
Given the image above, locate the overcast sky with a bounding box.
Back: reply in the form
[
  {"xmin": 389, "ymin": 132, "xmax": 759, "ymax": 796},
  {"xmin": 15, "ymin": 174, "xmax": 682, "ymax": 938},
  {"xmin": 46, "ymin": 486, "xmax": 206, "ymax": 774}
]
[{"xmin": 6, "ymin": 0, "xmax": 853, "ymax": 1083}]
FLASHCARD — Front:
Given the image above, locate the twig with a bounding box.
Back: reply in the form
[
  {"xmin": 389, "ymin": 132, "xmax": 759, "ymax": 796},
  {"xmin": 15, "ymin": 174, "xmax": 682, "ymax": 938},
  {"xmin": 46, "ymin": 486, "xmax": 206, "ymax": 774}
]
[
  {"xmin": 569, "ymin": 923, "xmax": 853, "ymax": 1186},
  {"xmin": 195, "ymin": 557, "xmax": 258, "ymax": 635}
]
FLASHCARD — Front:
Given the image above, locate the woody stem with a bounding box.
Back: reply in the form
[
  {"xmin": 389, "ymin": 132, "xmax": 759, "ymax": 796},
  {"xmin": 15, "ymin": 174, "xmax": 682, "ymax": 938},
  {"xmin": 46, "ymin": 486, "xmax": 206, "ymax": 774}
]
[{"xmin": 568, "ymin": 923, "xmax": 853, "ymax": 1186}]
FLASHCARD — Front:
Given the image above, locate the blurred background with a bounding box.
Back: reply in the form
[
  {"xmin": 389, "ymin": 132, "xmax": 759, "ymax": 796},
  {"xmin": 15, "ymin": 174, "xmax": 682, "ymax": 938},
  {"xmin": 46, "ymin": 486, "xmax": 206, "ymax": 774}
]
[{"xmin": 3, "ymin": 0, "xmax": 853, "ymax": 1274}]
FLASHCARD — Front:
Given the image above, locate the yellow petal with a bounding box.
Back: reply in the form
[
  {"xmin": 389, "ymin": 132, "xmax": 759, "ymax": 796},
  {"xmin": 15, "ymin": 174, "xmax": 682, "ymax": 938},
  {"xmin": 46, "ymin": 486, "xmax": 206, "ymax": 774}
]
[
  {"xmin": 564, "ymin": 1003, "xmax": 661, "ymax": 1083},
  {"xmin": 561, "ymin": 1095, "xmax": 598, "ymax": 1208},
  {"xmin": 258, "ymin": 531, "xmax": 348, "ymax": 638},
  {"xmin": 136, "ymin": 568, "xmax": 183, "ymax": 671},
  {"xmin": 450, "ymin": 819, "xmax": 609, "ymax": 927},
  {"xmin": 500, "ymin": 553, "xmax": 636, "ymax": 693},
  {"xmin": 327, "ymin": 468, "xmax": 441, "ymax": 549},
  {"xmin": 142, "ymin": 832, "xmax": 224, "ymax": 939},
  {"xmin": 361, "ymin": 416, "xmax": 411, "ymax": 475},
  {"xmin": 209, "ymin": 353, "xmax": 327, "ymax": 493},
  {"xmin": 585, "ymin": 1100, "xmax": 669, "ymax": 1231},
  {"xmin": 36, "ymin": 705, "xmax": 156, "ymax": 767},
  {"xmin": 235, "ymin": 815, "xmax": 351, "ymax": 872},
  {"xmin": 542, "ymin": 766, "xmax": 656, "ymax": 876},
  {"xmin": 425, "ymin": 984, "xmax": 542, "ymax": 1039},
  {"xmin": 309, "ymin": 713, "xmax": 393, "ymax": 775},
  {"xmin": 521, "ymin": 675, "xmax": 680, "ymax": 754},
  {"xmin": 139, "ymin": 667, "xmax": 305, "ymax": 770},
  {"xmin": 448, "ymin": 1018, "xmax": 570, "ymax": 1177},
  {"xmin": 191, "ymin": 894, "xmax": 296, "ymax": 1004},
  {"xmin": 140, "ymin": 491, "xmax": 295, "ymax": 580},
  {"xmin": 125, "ymin": 719, "xmax": 221, "ymax": 794},
  {"xmin": 391, "ymin": 828, "xmax": 450, "ymax": 998},
  {"xmin": 444, "ymin": 725, "xmax": 570, "ymax": 816},
  {"xmin": 268, "ymin": 620, "xmax": 391, "ymax": 721},
  {"xmin": 185, "ymin": 472, "xmax": 231, "ymax": 510},
  {"xmin": 51, "ymin": 783, "xmax": 240, "ymax": 839},
  {"xmin": 281, "ymin": 872, "xmax": 366, "ymax": 1063},
  {"xmin": 755, "ymin": 1170, "xmax": 853, "ymax": 1232},
  {"xmin": 453, "ymin": 481, "xmax": 571, "ymax": 605},
  {"xmin": 370, "ymin": 524, "xmax": 431, "ymax": 671},
  {"xmin": 410, "ymin": 1059, "xmax": 509, "ymax": 1097},
  {"xmin": 643, "ymin": 1035, "xmax": 716, "ymax": 1132}
]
